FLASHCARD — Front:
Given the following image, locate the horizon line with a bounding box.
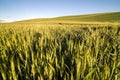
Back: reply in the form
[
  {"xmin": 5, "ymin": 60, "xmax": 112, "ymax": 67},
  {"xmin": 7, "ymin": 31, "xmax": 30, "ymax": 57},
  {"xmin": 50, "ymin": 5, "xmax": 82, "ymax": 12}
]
[{"xmin": 0, "ymin": 11, "xmax": 119, "ymax": 23}]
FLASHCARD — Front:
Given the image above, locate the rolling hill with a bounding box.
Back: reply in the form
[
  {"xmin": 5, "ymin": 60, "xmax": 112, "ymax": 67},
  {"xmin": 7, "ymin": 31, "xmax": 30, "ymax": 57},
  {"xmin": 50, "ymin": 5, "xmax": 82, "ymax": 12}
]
[{"xmin": 15, "ymin": 12, "xmax": 120, "ymax": 23}]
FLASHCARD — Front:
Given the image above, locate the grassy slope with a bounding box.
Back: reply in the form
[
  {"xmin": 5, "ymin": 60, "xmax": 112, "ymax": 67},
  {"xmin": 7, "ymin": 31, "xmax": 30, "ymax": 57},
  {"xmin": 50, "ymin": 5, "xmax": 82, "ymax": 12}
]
[{"xmin": 15, "ymin": 12, "xmax": 120, "ymax": 23}]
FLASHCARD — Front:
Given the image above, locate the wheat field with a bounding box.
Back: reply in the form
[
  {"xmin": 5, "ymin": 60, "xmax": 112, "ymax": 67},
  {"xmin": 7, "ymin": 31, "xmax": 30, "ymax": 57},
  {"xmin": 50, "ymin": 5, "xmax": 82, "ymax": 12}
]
[{"xmin": 0, "ymin": 23, "xmax": 120, "ymax": 80}]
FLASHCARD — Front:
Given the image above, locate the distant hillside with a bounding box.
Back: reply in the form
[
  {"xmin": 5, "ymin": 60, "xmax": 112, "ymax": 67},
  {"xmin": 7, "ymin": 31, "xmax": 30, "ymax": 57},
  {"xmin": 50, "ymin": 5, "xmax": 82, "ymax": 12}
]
[
  {"xmin": 55, "ymin": 12, "xmax": 120, "ymax": 22},
  {"xmin": 15, "ymin": 12, "xmax": 120, "ymax": 23}
]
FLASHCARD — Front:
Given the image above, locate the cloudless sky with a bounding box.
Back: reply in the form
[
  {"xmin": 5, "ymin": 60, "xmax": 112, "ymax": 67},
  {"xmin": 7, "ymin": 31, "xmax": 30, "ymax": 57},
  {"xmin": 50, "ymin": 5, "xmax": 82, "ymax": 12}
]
[{"xmin": 0, "ymin": 0, "xmax": 120, "ymax": 21}]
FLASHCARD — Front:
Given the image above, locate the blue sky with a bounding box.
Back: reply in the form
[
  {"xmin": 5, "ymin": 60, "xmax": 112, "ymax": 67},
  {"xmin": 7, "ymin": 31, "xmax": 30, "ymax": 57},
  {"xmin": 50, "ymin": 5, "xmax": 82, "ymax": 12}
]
[{"xmin": 0, "ymin": 0, "xmax": 120, "ymax": 21}]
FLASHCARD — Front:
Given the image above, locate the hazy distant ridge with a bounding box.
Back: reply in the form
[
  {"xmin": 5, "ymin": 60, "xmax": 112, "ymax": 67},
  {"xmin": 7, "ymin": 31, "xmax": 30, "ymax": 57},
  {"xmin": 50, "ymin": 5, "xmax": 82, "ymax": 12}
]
[{"xmin": 0, "ymin": 20, "xmax": 6, "ymax": 23}]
